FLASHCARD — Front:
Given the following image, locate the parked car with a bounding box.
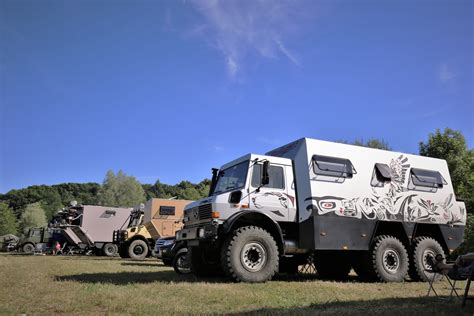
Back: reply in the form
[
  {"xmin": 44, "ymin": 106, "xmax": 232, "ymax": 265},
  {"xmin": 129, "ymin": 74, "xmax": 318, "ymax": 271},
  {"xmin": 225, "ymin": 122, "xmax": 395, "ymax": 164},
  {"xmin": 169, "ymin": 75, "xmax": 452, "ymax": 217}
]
[{"xmin": 155, "ymin": 236, "xmax": 190, "ymax": 274}]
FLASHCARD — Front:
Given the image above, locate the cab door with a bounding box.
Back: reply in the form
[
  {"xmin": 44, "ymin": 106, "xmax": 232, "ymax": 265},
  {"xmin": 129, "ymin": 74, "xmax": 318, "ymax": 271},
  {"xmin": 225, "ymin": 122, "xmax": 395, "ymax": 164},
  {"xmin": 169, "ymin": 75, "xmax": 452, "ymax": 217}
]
[{"xmin": 248, "ymin": 162, "xmax": 290, "ymax": 222}]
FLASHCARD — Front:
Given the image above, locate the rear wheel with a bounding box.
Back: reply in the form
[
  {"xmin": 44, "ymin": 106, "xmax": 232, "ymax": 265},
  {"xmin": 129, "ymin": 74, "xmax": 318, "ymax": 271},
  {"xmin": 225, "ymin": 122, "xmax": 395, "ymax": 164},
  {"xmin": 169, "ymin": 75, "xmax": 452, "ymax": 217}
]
[
  {"xmin": 409, "ymin": 237, "xmax": 444, "ymax": 282},
  {"xmin": 22, "ymin": 243, "xmax": 35, "ymax": 253},
  {"xmin": 103, "ymin": 243, "xmax": 118, "ymax": 257},
  {"xmin": 128, "ymin": 239, "xmax": 149, "ymax": 260},
  {"xmin": 220, "ymin": 226, "xmax": 278, "ymax": 283},
  {"xmin": 371, "ymin": 235, "xmax": 409, "ymax": 282}
]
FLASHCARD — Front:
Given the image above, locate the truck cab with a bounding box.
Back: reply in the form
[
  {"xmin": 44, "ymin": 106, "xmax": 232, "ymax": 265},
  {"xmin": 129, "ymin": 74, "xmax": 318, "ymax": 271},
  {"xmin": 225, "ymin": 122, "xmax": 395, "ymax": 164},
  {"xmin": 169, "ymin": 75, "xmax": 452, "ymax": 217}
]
[{"xmin": 178, "ymin": 154, "xmax": 295, "ymax": 243}]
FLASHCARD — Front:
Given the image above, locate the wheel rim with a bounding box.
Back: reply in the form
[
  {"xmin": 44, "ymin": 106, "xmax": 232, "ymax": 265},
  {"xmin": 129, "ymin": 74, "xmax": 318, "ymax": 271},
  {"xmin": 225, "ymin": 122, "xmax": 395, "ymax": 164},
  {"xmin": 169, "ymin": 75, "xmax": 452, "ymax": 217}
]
[
  {"xmin": 422, "ymin": 249, "xmax": 437, "ymax": 270},
  {"xmin": 133, "ymin": 245, "xmax": 144, "ymax": 255},
  {"xmin": 177, "ymin": 253, "xmax": 190, "ymax": 273},
  {"xmin": 240, "ymin": 242, "xmax": 267, "ymax": 272},
  {"xmin": 107, "ymin": 246, "xmax": 115, "ymax": 254},
  {"xmin": 383, "ymin": 248, "xmax": 400, "ymax": 274}
]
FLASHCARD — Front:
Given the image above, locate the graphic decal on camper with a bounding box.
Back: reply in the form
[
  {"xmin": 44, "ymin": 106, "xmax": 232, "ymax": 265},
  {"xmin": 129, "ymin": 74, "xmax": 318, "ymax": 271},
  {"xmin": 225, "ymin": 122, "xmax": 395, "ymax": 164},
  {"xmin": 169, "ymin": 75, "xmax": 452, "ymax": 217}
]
[
  {"xmin": 252, "ymin": 192, "xmax": 295, "ymax": 209},
  {"xmin": 305, "ymin": 155, "xmax": 466, "ymax": 225}
]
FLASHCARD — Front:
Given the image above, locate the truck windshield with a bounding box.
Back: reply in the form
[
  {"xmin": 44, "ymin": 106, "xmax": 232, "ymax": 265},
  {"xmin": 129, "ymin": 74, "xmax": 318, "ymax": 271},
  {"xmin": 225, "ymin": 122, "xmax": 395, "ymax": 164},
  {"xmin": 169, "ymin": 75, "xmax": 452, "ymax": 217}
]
[{"xmin": 212, "ymin": 161, "xmax": 249, "ymax": 195}]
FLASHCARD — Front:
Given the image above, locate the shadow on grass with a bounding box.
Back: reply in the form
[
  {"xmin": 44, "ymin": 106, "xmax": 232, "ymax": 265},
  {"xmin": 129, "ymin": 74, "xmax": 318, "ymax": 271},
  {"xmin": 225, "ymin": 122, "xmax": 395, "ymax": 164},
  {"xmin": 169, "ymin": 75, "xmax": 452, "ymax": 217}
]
[
  {"xmin": 227, "ymin": 297, "xmax": 474, "ymax": 315},
  {"xmin": 120, "ymin": 262, "xmax": 164, "ymax": 267},
  {"xmin": 55, "ymin": 270, "xmax": 229, "ymax": 284}
]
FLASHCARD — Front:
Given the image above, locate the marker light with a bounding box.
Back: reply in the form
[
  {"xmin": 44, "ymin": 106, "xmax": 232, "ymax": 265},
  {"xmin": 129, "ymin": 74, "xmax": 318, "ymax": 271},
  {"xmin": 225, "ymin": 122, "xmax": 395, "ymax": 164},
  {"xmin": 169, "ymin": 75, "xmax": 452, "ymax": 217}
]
[{"xmin": 211, "ymin": 211, "xmax": 220, "ymax": 218}]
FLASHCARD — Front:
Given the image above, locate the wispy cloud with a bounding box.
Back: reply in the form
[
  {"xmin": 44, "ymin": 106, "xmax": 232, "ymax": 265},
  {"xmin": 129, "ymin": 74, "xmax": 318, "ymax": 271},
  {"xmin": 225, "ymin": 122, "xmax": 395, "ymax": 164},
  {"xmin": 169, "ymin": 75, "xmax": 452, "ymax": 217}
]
[
  {"xmin": 188, "ymin": 0, "xmax": 312, "ymax": 79},
  {"xmin": 437, "ymin": 63, "xmax": 457, "ymax": 84}
]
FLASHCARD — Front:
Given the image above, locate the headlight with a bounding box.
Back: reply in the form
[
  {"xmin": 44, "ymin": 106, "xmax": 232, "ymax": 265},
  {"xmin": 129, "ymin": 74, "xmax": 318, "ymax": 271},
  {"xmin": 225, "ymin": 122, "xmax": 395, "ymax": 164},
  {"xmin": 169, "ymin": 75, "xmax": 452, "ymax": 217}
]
[
  {"xmin": 162, "ymin": 239, "xmax": 174, "ymax": 247},
  {"xmin": 198, "ymin": 228, "xmax": 205, "ymax": 238}
]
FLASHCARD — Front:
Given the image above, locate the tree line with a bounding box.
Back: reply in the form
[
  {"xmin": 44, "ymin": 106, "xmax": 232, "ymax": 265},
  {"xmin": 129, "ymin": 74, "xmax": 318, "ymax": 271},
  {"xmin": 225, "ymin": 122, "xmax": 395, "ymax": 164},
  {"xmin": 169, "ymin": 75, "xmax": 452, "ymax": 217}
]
[{"xmin": 0, "ymin": 128, "xmax": 472, "ymax": 252}]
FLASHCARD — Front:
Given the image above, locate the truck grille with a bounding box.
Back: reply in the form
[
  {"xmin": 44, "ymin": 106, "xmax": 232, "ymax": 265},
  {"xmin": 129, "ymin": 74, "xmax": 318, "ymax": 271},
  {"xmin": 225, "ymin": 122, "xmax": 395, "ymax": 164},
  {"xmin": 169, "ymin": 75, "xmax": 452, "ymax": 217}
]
[
  {"xmin": 186, "ymin": 204, "xmax": 212, "ymax": 222},
  {"xmin": 198, "ymin": 204, "xmax": 212, "ymax": 220}
]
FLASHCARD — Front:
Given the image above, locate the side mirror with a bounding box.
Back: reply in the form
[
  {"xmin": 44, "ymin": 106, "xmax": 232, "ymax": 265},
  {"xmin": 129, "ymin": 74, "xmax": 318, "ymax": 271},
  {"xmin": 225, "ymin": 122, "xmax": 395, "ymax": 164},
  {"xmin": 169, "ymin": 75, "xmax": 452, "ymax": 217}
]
[
  {"xmin": 229, "ymin": 190, "xmax": 242, "ymax": 204},
  {"xmin": 261, "ymin": 161, "xmax": 270, "ymax": 185}
]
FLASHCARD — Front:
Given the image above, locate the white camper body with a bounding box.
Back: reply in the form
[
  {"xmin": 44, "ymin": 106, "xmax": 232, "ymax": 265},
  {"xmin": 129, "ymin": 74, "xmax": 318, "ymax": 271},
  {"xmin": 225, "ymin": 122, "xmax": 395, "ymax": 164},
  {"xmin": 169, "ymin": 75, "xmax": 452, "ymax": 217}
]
[{"xmin": 177, "ymin": 138, "xmax": 466, "ymax": 283}]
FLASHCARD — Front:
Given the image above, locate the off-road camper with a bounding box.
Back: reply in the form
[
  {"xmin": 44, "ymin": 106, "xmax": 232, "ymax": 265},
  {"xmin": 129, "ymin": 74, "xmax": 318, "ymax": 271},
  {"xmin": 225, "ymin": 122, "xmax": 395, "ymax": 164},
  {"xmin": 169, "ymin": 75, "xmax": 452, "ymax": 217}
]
[{"xmin": 177, "ymin": 138, "xmax": 466, "ymax": 283}]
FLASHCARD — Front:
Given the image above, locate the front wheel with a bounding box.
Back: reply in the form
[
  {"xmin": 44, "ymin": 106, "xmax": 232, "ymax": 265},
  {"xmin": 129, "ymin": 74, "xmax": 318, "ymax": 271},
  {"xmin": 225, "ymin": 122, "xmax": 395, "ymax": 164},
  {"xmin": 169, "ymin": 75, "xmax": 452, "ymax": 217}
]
[
  {"xmin": 173, "ymin": 248, "xmax": 191, "ymax": 274},
  {"xmin": 128, "ymin": 239, "xmax": 149, "ymax": 260},
  {"xmin": 22, "ymin": 243, "xmax": 35, "ymax": 253},
  {"xmin": 221, "ymin": 226, "xmax": 279, "ymax": 283}
]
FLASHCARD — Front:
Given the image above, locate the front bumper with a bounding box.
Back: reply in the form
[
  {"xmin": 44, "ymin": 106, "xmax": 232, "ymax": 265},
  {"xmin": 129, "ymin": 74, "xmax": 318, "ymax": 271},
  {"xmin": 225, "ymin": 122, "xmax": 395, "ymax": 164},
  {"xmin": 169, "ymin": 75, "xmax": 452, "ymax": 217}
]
[
  {"xmin": 176, "ymin": 221, "xmax": 219, "ymax": 241},
  {"xmin": 113, "ymin": 230, "xmax": 128, "ymax": 244}
]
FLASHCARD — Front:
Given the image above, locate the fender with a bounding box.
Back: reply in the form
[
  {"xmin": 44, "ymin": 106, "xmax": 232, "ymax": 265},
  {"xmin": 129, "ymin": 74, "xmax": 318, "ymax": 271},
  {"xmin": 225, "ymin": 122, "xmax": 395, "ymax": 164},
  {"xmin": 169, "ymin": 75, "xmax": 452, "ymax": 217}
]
[{"xmin": 221, "ymin": 211, "xmax": 285, "ymax": 254}]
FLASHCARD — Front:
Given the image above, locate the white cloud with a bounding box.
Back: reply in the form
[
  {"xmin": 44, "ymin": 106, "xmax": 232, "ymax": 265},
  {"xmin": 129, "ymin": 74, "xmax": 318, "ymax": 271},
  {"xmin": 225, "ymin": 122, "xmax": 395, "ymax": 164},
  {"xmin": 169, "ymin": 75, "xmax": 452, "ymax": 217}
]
[
  {"xmin": 438, "ymin": 63, "xmax": 457, "ymax": 83},
  {"xmin": 188, "ymin": 0, "xmax": 311, "ymax": 79}
]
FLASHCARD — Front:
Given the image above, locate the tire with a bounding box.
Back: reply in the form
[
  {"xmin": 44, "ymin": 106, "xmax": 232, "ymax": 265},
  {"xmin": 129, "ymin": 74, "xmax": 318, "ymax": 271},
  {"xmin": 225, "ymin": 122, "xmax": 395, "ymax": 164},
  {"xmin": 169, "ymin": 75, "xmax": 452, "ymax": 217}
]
[
  {"xmin": 128, "ymin": 239, "xmax": 149, "ymax": 260},
  {"xmin": 103, "ymin": 243, "xmax": 118, "ymax": 257},
  {"xmin": 371, "ymin": 235, "xmax": 409, "ymax": 282},
  {"xmin": 220, "ymin": 226, "xmax": 279, "ymax": 283},
  {"xmin": 189, "ymin": 246, "xmax": 222, "ymax": 277},
  {"xmin": 409, "ymin": 237, "xmax": 444, "ymax": 282},
  {"xmin": 173, "ymin": 248, "xmax": 191, "ymax": 275},
  {"xmin": 22, "ymin": 243, "xmax": 35, "ymax": 253},
  {"xmin": 118, "ymin": 244, "xmax": 130, "ymax": 258},
  {"xmin": 314, "ymin": 251, "xmax": 351, "ymax": 280}
]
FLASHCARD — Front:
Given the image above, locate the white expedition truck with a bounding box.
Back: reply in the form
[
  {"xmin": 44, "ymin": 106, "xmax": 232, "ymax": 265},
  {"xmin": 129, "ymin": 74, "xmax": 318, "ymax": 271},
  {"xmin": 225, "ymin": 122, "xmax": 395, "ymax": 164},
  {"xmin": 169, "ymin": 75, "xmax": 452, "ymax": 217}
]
[{"xmin": 176, "ymin": 138, "xmax": 466, "ymax": 283}]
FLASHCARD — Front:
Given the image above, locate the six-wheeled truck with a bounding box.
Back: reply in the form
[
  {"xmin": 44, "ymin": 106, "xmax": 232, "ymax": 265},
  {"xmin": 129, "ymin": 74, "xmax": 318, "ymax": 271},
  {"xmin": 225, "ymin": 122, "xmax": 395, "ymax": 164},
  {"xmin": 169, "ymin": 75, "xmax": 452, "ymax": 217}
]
[
  {"xmin": 113, "ymin": 198, "xmax": 192, "ymax": 260},
  {"xmin": 176, "ymin": 138, "xmax": 467, "ymax": 283}
]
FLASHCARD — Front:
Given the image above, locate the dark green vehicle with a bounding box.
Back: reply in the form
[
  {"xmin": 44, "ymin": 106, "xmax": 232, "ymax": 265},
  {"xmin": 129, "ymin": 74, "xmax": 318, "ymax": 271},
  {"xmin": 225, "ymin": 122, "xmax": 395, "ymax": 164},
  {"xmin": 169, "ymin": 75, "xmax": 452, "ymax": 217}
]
[{"xmin": 18, "ymin": 227, "xmax": 61, "ymax": 253}]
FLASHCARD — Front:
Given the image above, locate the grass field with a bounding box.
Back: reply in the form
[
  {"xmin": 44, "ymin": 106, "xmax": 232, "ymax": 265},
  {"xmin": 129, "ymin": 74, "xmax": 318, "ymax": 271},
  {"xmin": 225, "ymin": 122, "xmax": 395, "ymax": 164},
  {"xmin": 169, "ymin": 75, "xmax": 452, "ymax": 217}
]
[{"xmin": 0, "ymin": 253, "xmax": 472, "ymax": 315}]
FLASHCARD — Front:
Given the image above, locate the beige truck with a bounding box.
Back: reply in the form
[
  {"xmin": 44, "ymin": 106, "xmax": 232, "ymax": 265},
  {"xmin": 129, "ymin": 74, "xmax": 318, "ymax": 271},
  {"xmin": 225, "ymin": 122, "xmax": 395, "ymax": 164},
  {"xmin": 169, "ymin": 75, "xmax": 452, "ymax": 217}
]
[{"xmin": 113, "ymin": 198, "xmax": 192, "ymax": 260}]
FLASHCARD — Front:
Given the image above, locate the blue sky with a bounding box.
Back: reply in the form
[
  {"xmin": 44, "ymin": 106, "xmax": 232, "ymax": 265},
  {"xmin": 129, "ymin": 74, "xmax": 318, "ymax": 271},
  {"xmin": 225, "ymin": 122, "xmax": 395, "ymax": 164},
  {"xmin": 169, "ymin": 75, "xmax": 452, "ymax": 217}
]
[{"xmin": 0, "ymin": 0, "xmax": 472, "ymax": 193}]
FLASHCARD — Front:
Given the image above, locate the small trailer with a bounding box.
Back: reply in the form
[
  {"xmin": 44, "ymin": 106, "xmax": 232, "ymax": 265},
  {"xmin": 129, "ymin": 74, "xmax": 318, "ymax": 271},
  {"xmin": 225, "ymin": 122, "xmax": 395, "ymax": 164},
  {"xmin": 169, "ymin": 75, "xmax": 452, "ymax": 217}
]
[
  {"xmin": 53, "ymin": 204, "xmax": 132, "ymax": 256},
  {"xmin": 177, "ymin": 138, "xmax": 466, "ymax": 283}
]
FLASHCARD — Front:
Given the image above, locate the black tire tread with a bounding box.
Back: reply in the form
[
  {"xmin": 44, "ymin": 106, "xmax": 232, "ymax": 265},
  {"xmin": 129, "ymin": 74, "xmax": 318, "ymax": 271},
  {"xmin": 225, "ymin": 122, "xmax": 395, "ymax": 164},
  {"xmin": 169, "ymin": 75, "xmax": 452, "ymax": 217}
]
[
  {"xmin": 409, "ymin": 236, "xmax": 444, "ymax": 282},
  {"xmin": 371, "ymin": 235, "xmax": 409, "ymax": 282},
  {"xmin": 221, "ymin": 226, "xmax": 279, "ymax": 283}
]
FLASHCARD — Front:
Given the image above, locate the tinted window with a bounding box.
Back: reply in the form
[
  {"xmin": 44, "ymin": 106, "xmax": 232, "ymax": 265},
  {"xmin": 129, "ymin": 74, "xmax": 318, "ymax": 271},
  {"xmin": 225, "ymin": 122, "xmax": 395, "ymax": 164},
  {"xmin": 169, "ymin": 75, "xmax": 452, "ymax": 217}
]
[
  {"xmin": 159, "ymin": 206, "xmax": 175, "ymax": 216},
  {"xmin": 371, "ymin": 163, "xmax": 392, "ymax": 187},
  {"xmin": 251, "ymin": 164, "xmax": 285, "ymax": 189},
  {"xmin": 312, "ymin": 155, "xmax": 355, "ymax": 178},
  {"xmin": 410, "ymin": 168, "xmax": 446, "ymax": 188},
  {"xmin": 214, "ymin": 161, "xmax": 249, "ymax": 194}
]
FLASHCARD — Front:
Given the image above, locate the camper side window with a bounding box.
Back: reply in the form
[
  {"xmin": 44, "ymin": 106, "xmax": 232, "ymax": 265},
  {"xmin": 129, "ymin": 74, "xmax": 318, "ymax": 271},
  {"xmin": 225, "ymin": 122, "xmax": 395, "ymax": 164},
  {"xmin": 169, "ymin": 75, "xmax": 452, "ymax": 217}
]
[
  {"xmin": 159, "ymin": 206, "xmax": 175, "ymax": 216},
  {"xmin": 312, "ymin": 155, "xmax": 356, "ymax": 183},
  {"xmin": 371, "ymin": 163, "xmax": 393, "ymax": 187},
  {"xmin": 408, "ymin": 168, "xmax": 447, "ymax": 193}
]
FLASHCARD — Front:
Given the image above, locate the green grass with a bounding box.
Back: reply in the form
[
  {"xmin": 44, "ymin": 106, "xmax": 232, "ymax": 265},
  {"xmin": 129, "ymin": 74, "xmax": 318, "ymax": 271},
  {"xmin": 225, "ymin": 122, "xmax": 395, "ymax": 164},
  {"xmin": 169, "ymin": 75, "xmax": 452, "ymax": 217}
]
[{"xmin": 0, "ymin": 253, "xmax": 472, "ymax": 315}]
